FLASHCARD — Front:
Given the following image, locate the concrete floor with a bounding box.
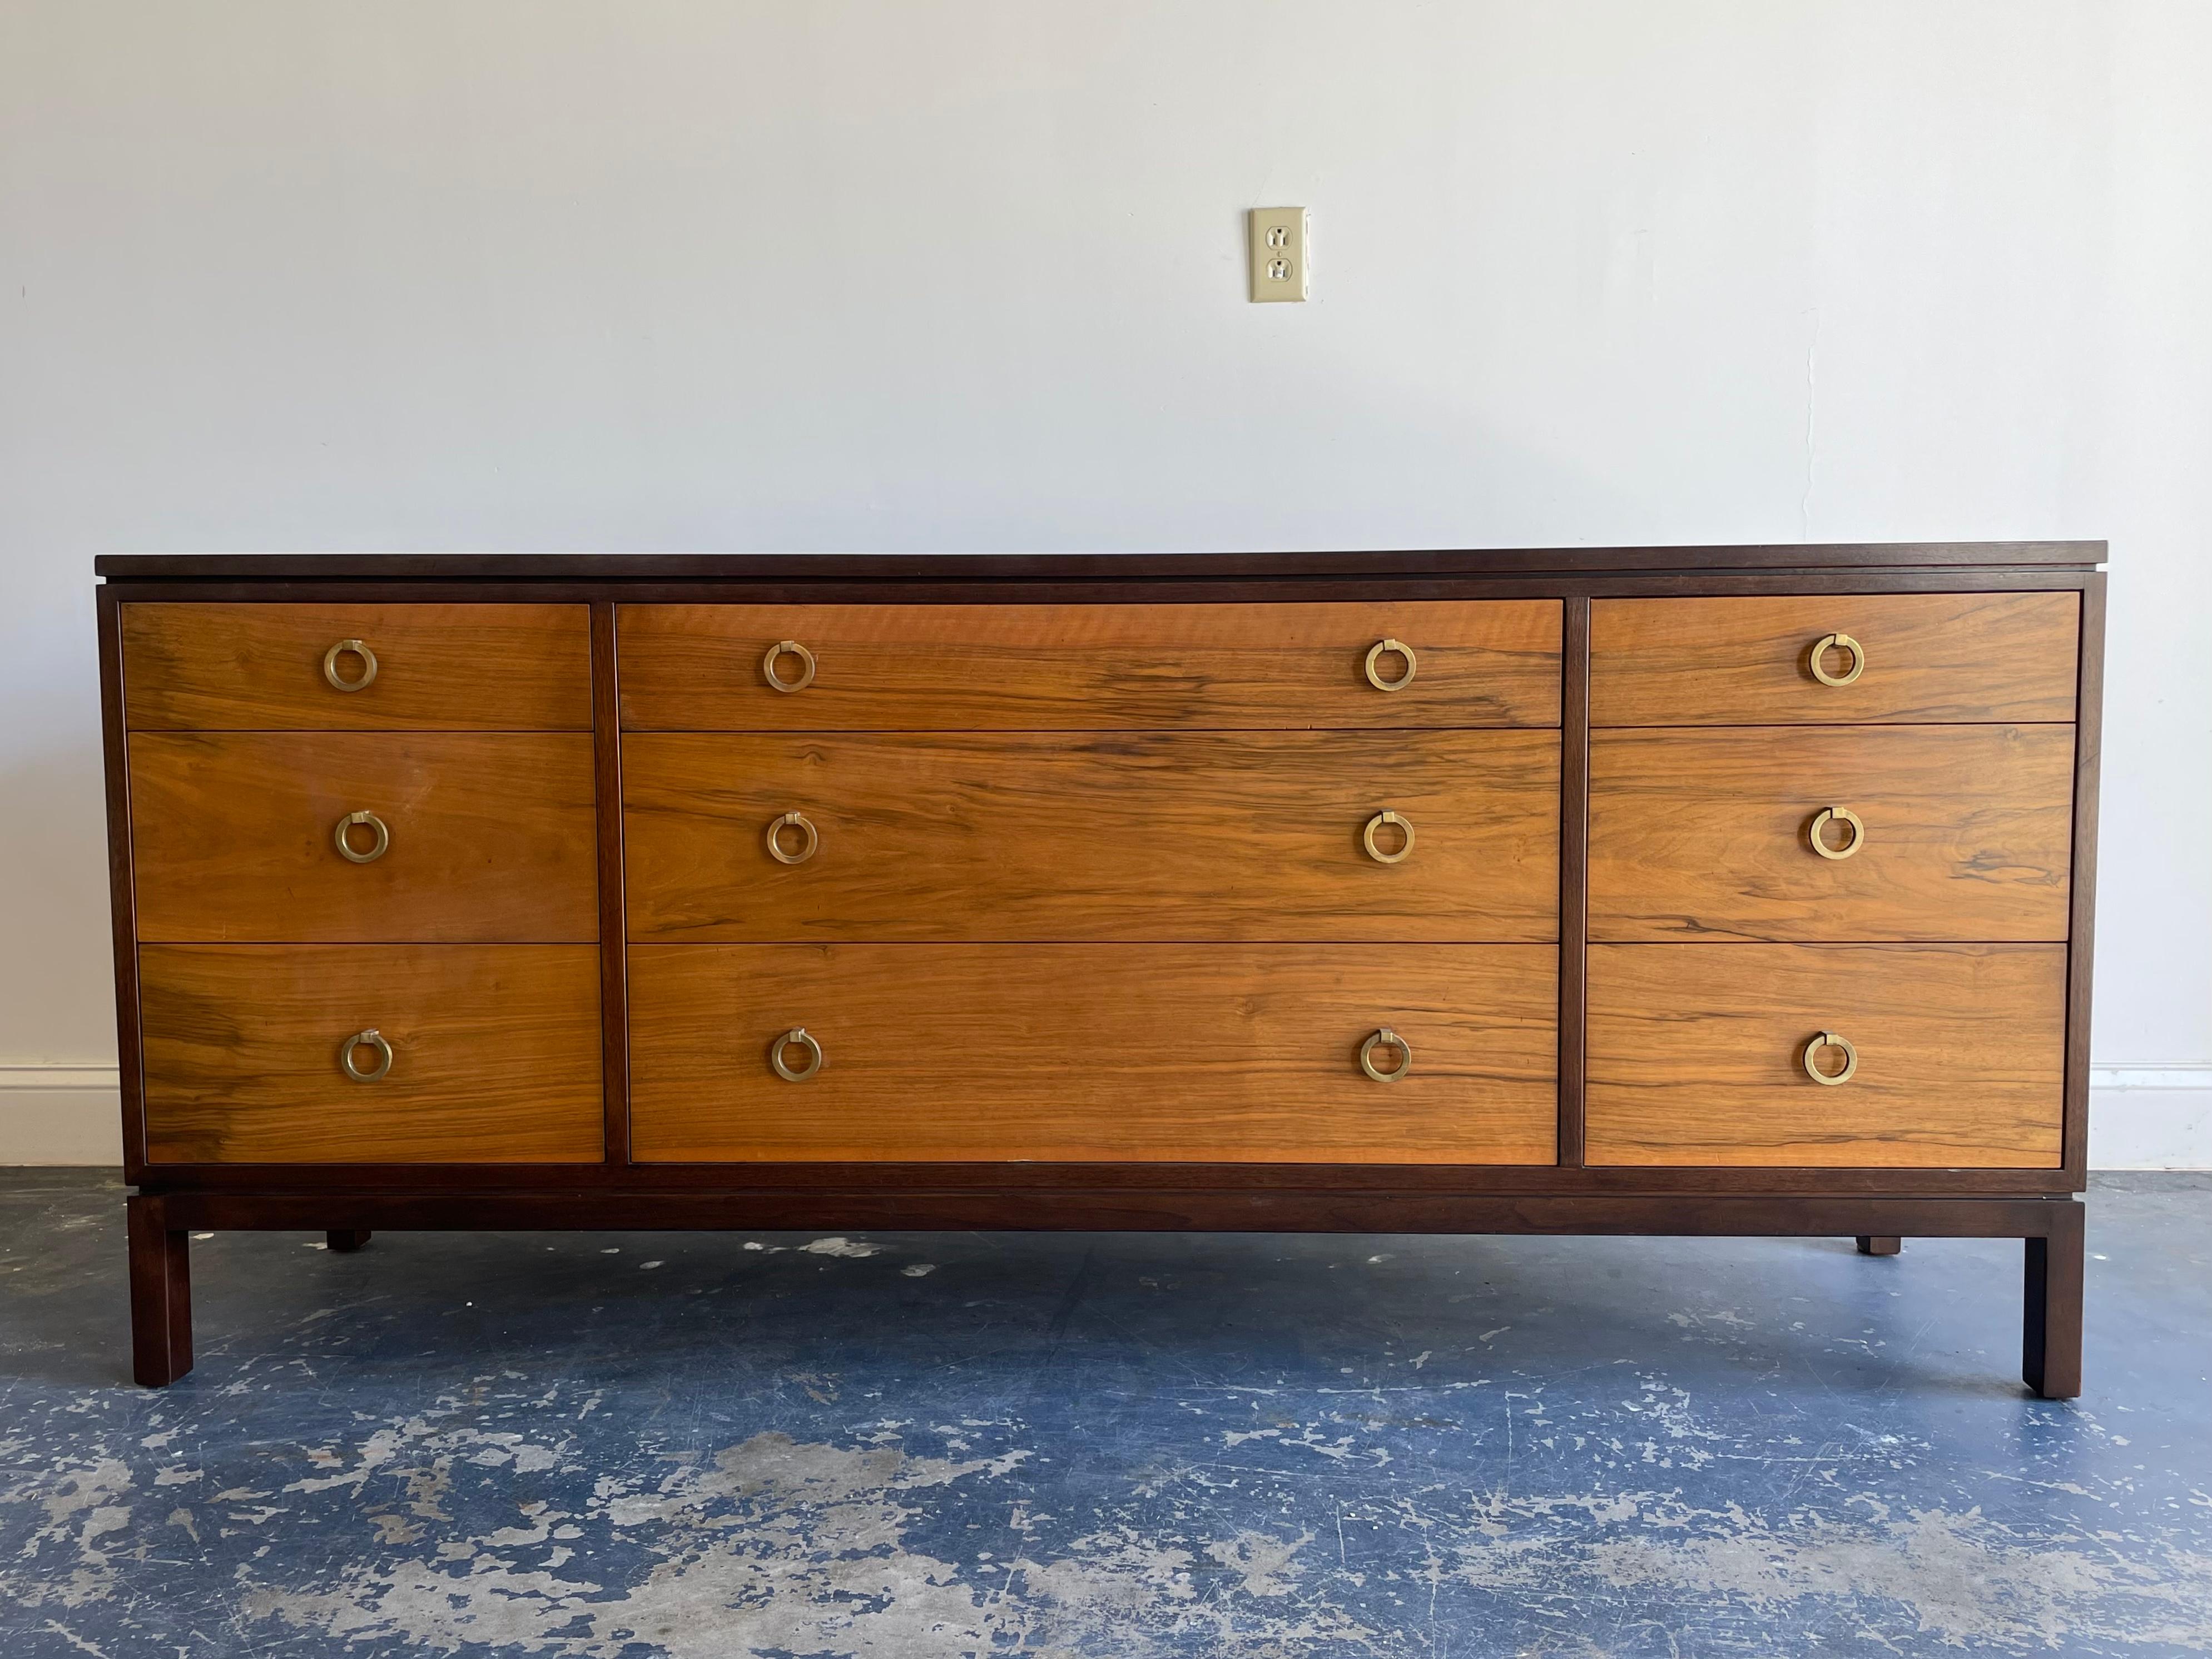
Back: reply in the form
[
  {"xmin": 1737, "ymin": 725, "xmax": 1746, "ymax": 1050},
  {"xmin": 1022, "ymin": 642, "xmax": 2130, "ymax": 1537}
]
[{"xmin": 1, "ymin": 1172, "xmax": 2207, "ymax": 1658}]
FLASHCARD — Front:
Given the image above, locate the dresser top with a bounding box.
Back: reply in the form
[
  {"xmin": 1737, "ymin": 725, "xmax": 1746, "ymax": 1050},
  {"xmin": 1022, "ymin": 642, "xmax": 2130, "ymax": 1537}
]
[{"xmin": 96, "ymin": 542, "xmax": 2105, "ymax": 584}]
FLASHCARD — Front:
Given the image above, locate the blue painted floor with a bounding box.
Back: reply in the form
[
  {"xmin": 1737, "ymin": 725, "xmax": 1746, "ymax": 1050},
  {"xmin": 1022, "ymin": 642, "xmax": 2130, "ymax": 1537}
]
[{"xmin": 2, "ymin": 1172, "xmax": 2208, "ymax": 1657}]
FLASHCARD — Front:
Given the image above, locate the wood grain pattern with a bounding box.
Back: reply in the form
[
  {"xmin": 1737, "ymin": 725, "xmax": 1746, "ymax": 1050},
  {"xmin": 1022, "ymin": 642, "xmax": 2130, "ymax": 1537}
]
[
  {"xmin": 141, "ymin": 945, "xmax": 604, "ymax": 1163},
  {"xmin": 1590, "ymin": 593, "xmax": 2079, "ymax": 726},
  {"xmin": 1588, "ymin": 725, "xmax": 2074, "ymax": 942},
  {"xmin": 623, "ymin": 731, "xmax": 1559, "ymax": 942},
  {"xmin": 122, "ymin": 603, "xmax": 592, "ymax": 730},
  {"xmin": 618, "ymin": 602, "xmax": 1562, "ymax": 729},
  {"xmin": 1586, "ymin": 943, "xmax": 2066, "ymax": 1168},
  {"xmin": 128, "ymin": 734, "xmax": 599, "ymax": 942},
  {"xmin": 630, "ymin": 944, "xmax": 1558, "ymax": 1164}
]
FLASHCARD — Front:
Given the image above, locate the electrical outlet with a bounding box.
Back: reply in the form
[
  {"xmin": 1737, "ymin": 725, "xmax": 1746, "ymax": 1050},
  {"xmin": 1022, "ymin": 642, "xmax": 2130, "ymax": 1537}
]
[{"xmin": 1248, "ymin": 207, "xmax": 1308, "ymax": 302}]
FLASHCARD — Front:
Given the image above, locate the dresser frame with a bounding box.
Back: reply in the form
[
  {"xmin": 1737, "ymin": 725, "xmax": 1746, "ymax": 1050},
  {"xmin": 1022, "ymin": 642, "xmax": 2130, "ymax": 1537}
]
[{"xmin": 95, "ymin": 544, "xmax": 2106, "ymax": 1395}]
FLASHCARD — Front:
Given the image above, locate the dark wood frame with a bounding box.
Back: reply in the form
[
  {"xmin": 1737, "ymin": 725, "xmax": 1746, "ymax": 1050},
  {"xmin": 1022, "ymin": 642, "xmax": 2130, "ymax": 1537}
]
[{"xmin": 96, "ymin": 544, "xmax": 2104, "ymax": 1397}]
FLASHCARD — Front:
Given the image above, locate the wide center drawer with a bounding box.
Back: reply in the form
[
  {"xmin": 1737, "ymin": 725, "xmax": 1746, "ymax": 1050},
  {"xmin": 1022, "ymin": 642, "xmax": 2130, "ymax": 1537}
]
[
  {"xmin": 129, "ymin": 733, "xmax": 600, "ymax": 942},
  {"xmin": 139, "ymin": 945, "xmax": 604, "ymax": 1164},
  {"xmin": 623, "ymin": 731, "xmax": 1559, "ymax": 942},
  {"xmin": 618, "ymin": 602, "xmax": 1562, "ymax": 729},
  {"xmin": 629, "ymin": 944, "xmax": 1558, "ymax": 1163}
]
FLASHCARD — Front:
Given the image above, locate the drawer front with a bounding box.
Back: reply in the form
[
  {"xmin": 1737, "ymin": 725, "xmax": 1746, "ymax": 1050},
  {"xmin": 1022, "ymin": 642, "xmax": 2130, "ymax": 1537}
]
[
  {"xmin": 1588, "ymin": 726, "xmax": 2072, "ymax": 942},
  {"xmin": 624, "ymin": 731, "xmax": 1559, "ymax": 943},
  {"xmin": 1590, "ymin": 593, "xmax": 2077, "ymax": 726},
  {"xmin": 130, "ymin": 734, "xmax": 599, "ymax": 943},
  {"xmin": 122, "ymin": 603, "xmax": 593, "ymax": 730},
  {"xmin": 1586, "ymin": 943, "xmax": 2065, "ymax": 1168},
  {"xmin": 629, "ymin": 944, "xmax": 1558, "ymax": 1163},
  {"xmin": 618, "ymin": 602, "xmax": 1562, "ymax": 730},
  {"xmin": 140, "ymin": 945, "xmax": 603, "ymax": 1163}
]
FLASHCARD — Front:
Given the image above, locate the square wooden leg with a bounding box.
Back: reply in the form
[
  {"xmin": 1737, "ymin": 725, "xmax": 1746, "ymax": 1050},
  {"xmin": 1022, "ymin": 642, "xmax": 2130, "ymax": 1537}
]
[
  {"xmin": 326, "ymin": 1230, "xmax": 373, "ymax": 1253},
  {"xmin": 1856, "ymin": 1236, "xmax": 1902, "ymax": 1256},
  {"xmin": 127, "ymin": 1196, "xmax": 194, "ymax": 1387},
  {"xmin": 2022, "ymin": 1204, "xmax": 2084, "ymax": 1400}
]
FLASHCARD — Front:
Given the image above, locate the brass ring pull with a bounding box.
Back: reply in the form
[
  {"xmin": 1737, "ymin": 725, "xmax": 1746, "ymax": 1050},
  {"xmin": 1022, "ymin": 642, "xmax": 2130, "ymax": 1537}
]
[
  {"xmin": 1362, "ymin": 810, "xmax": 1416, "ymax": 865},
  {"xmin": 339, "ymin": 1028, "xmax": 393, "ymax": 1082},
  {"xmin": 1363, "ymin": 638, "xmax": 1418, "ymax": 692},
  {"xmin": 1359, "ymin": 1027, "xmax": 1412, "ymax": 1083},
  {"xmin": 1807, "ymin": 806, "xmax": 1865, "ymax": 861},
  {"xmin": 770, "ymin": 1026, "xmax": 824, "ymax": 1082},
  {"xmin": 1803, "ymin": 1030, "xmax": 1858, "ymax": 1086},
  {"xmin": 333, "ymin": 810, "xmax": 391, "ymax": 864},
  {"xmin": 323, "ymin": 638, "xmax": 378, "ymax": 693},
  {"xmin": 1808, "ymin": 632, "xmax": 1866, "ymax": 687},
  {"xmin": 762, "ymin": 639, "xmax": 817, "ymax": 693},
  {"xmin": 765, "ymin": 811, "xmax": 820, "ymax": 865}
]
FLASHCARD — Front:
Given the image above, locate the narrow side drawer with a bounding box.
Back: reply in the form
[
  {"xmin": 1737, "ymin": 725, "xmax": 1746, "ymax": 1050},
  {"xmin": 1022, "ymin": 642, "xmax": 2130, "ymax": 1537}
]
[
  {"xmin": 1588, "ymin": 725, "xmax": 2073, "ymax": 942},
  {"xmin": 130, "ymin": 733, "xmax": 599, "ymax": 942},
  {"xmin": 1590, "ymin": 593, "xmax": 2077, "ymax": 726},
  {"xmin": 1586, "ymin": 942, "xmax": 2065, "ymax": 1168},
  {"xmin": 140, "ymin": 945, "xmax": 604, "ymax": 1163},
  {"xmin": 122, "ymin": 603, "xmax": 593, "ymax": 730}
]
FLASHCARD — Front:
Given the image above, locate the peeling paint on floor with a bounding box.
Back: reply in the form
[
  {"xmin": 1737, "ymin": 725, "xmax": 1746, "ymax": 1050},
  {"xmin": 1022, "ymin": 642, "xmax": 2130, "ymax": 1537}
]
[{"xmin": 1, "ymin": 1172, "xmax": 2208, "ymax": 1657}]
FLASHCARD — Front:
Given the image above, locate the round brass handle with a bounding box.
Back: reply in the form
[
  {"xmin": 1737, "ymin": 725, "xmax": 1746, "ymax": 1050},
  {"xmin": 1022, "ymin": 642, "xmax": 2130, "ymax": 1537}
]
[
  {"xmin": 762, "ymin": 639, "xmax": 817, "ymax": 693},
  {"xmin": 1359, "ymin": 1027, "xmax": 1412, "ymax": 1083},
  {"xmin": 1803, "ymin": 1030, "xmax": 1858, "ymax": 1086},
  {"xmin": 339, "ymin": 1028, "xmax": 393, "ymax": 1082},
  {"xmin": 1808, "ymin": 632, "xmax": 1866, "ymax": 687},
  {"xmin": 1362, "ymin": 810, "xmax": 1416, "ymax": 865},
  {"xmin": 1363, "ymin": 638, "xmax": 1418, "ymax": 692},
  {"xmin": 1807, "ymin": 806, "xmax": 1865, "ymax": 861},
  {"xmin": 770, "ymin": 1026, "xmax": 824, "ymax": 1082},
  {"xmin": 323, "ymin": 638, "xmax": 379, "ymax": 693},
  {"xmin": 333, "ymin": 810, "xmax": 391, "ymax": 864},
  {"xmin": 765, "ymin": 811, "xmax": 820, "ymax": 865}
]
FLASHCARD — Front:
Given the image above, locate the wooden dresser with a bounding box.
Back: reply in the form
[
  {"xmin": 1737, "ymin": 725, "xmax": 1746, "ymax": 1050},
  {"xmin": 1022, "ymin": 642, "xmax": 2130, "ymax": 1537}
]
[{"xmin": 96, "ymin": 545, "xmax": 2103, "ymax": 1395}]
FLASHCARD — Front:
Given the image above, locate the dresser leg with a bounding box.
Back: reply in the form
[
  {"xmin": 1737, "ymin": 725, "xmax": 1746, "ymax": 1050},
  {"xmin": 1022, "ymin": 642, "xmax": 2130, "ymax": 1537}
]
[
  {"xmin": 2022, "ymin": 1207, "xmax": 2085, "ymax": 1400},
  {"xmin": 326, "ymin": 1230, "xmax": 373, "ymax": 1253},
  {"xmin": 1856, "ymin": 1236, "xmax": 1902, "ymax": 1256},
  {"xmin": 127, "ymin": 1198, "xmax": 194, "ymax": 1387}
]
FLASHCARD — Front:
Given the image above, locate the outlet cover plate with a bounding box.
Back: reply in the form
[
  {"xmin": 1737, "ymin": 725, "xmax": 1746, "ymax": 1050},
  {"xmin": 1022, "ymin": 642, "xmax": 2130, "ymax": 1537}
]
[{"xmin": 1248, "ymin": 207, "xmax": 1308, "ymax": 302}]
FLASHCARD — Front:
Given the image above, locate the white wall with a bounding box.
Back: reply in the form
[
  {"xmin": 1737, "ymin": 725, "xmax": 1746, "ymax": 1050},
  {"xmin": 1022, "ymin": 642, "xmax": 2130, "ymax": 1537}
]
[{"xmin": 3, "ymin": 1, "xmax": 2206, "ymax": 1164}]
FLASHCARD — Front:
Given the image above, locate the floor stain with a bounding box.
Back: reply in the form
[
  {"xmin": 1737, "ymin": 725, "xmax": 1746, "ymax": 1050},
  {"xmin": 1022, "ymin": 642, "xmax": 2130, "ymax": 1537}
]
[{"xmin": 1, "ymin": 1172, "xmax": 2207, "ymax": 1656}]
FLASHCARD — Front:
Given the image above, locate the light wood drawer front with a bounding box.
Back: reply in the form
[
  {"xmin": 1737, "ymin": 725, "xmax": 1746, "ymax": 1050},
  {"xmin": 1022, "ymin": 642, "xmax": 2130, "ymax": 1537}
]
[
  {"xmin": 130, "ymin": 734, "xmax": 599, "ymax": 943},
  {"xmin": 618, "ymin": 602, "xmax": 1561, "ymax": 730},
  {"xmin": 140, "ymin": 945, "xmax": 603, "ymax": 1164},
  {"xmin": 1586, "ymin": 943, "xmax": 2065, "ymax": 1168},
  {"xmin": 1589, "ymin": 726, "xmax": 2073, "ymax": 942},
  {"xmin": 1590, "ymin": 593, "xmax": 2077, "ymax": 726},
  {"xmin": 630, "ymin": 944, "xmax": 1558, "ymax": 1164},
  {"xmin": 624, "ymin": 731, "xmax": 1559, "ymax": 943},
  {"xmin": 122, "ymin": 603, "xmax": 592, "ymax": 730}
]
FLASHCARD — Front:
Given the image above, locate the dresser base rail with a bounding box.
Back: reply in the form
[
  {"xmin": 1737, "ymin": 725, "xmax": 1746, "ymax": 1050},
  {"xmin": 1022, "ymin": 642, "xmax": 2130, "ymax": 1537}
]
[{"xmin": 124, "ymin": 1190, "xmax": 2084, "ymax": 1399}]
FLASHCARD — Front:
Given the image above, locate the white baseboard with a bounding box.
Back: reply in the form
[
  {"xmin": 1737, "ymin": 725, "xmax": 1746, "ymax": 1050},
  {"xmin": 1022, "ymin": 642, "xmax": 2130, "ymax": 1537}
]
[
  {"xmin": 0, "ymin": 1066, "xmax": 125, "ymax": 1165},
  {"xmin": 2088, "ymin": 1065, "xmax": 2212, "ymax": 1170},
  {"xmin": 2, "ymin": 1063, "xmax": 2208, "ymax": 1170}
]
